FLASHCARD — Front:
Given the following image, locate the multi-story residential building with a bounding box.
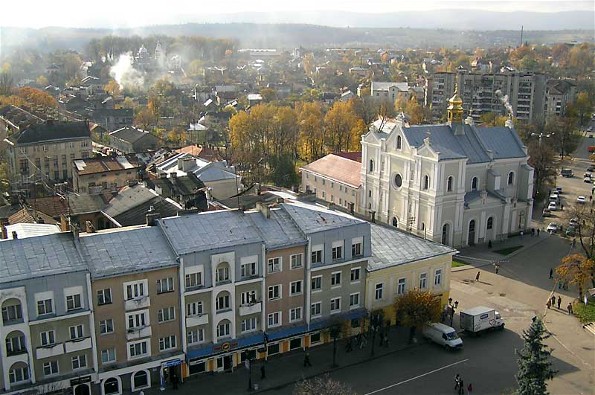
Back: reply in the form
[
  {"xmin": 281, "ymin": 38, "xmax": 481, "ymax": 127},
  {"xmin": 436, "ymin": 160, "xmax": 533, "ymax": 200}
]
[
  {"xmin": 73, "ymin": 156, "xmax": 141, "ymax": 194},
  {"xmin": 3, "ymin": 120, "xmax": 92, "ymax": 190},
  {"xmin": 300, "ymin": 154, "xmax": 361, "ymax": 214},
  {"xmin": 0, "ymin": 233, "xmax": 95, "ymax": 395},
  {"xmin": 361, "ymin": 90, "xmax": 533, "ymax": 247},
  {"xmin": 79, "ymin": 226, "xmax": 183, "ymax": 395},
  {"xmin": 108, "ymin": 127, "xmax": 159, "ymax": 154},
  {"xmin": 545, "ymin": 79, "xmax": 576, "ymax": 118},
  {"xmin": 425, "ymin": 71, "xmax": 546, "ymax": 122},
  {"xmin": 370, "ymin": 81, "xmax": 411, "ymax": 104}
]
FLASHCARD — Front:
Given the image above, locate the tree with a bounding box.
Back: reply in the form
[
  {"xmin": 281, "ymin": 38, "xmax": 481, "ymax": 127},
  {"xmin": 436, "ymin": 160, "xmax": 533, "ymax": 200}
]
[
  {"xmin": 526, "ymin": 140, "xmax": 558, "ymax": 199},
  {"xmin": 515, "ymin": 317, "xmax": 556, "ymax": 395},
  {"xmin": 328, "ymin": 323, "xmax": 342, "ymax": 368},
  {"xmin": 324, "ymin": 100, "xmax": 365, "ymax": 153},
  {"xmin": 393, "ymin": 289, "xmax": 441, "ymax": 342},
  {"xmin": 556, "ymin": 254, "xmax": 595, "ymax": 296},
  {"xmin": 293, "ymin": 374, "xmax": 357, "ymax": 395},
  {"xmin": 104, "ymin": 79, "xmax": 122, "ymax": 97},
  {"xmin": 569, "ymin": 91, "xmax": 592, "ymax": 127},
  {"xmin": 296, "ymin": 101, "xmax": 325, "ymax": 162}
]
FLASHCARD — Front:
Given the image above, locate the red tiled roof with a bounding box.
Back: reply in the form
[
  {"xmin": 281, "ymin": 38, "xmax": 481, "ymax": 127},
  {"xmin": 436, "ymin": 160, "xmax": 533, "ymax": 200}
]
[
  {"xmin": 301, "ymin": 154, "xmax": 362, "ymax": 187},
  {"xmin": 335, "ymin": 151, "xmax": 362, "ymax": 162}
]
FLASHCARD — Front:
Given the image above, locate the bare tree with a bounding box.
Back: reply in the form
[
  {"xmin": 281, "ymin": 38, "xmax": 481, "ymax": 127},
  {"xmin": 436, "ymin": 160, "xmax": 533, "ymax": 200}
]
[{"xmin": 294, "ymin": 374, "xmax": 357, "ymax": 395}]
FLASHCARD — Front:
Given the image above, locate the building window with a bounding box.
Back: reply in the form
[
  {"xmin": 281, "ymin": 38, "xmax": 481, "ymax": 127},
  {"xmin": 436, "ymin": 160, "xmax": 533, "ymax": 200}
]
[
  {"xmin": 125, "ymin": 282, "xmax": 146, "ymax": 300},
  {"xmin": 66, "ymin": 294, "xmax": 82, "ymax": 311},
  {"xmin": 447, "ymin": 176, "xmax": 453, "ymax": 192},
  {"xmin": 471, "ymin": 177, "xmax": 478, "ymax": 191},
  {"xmin": 157, "ymin": 278, "xmax": 174, "ymax": 293},
  {"xmin": 241, "ymin": 317, "xmax": 257, "ymax": 333},
  {"xmin": 369, "ymin": 159, "xmax": 374, "ymax": 172},
  {"xmin": 423, "ymin": 175, "xmax": 430, "ymax": 190},
  {"xmin": 215, "ymin": 264, "xmax": 230, "ymax": 284},
  {"xmin": 72, "ymin": 355, "xmax": 87, "ymax": 370},
  {"xmin": 397, "ymin": 135, "xmax": 402, "ymax": 149},
  {"xmin": 290, "ymin": 307, "xmax": 302, "ymax": 322},
  {"xmin": 5, "ymin": 334, "xmax": 26, "ymax": 355},
  {"xmin": 332, "ymin": 241, "xmax": 343, "ymax": 261},
  {"xmin": 397, "ymin": 278, "xmax": 406, "ymax": 295},
  {"xmin": 159, "ymin": 336, "xmax": 177, "ymax": 351},
  {"xmin": 349, "ymin": 293, "xmax": 360, "ymax": 308},
  {"xmin": 331, "ymin": 272, "xmax": 341, "ymax": 287},
  {"xmin": 267, "ymin": 312, "xmax": 281, "ymax": 328},
  {"xmin": 186, "ymin": 301, "xmax": 203, "ymax": 316},
  {"xmin": 241, "ymin": 290, "xmax": 257, "ymax": 305},
  {"xmin": 127, "ymin": 311, "xmax": 147, "ymax": 330},
  {"xmin": 2, "ymin": 303, "xmax": 22, "ymax": 323},
  {"xmin": 290, "ymin": 280, "xmax": 302, "ymax": 295},
  {"xmin": 311, "ymin": 246, "xmax": 323, "ymax": 264},
  {"xmin": 158, "ymin": 307, "xmax": 175, "ymax": 323},
  {"xmin": 99, "ymin": 319, "xmax": 114, "ymax": 334},
  {"xmin": 43, "ymin": 360, "xmax": 59, "ymax": 376},
  {"xmin": 37, "ymin": 299, "xmax": 53, "ymax": 315},
  {"xmin": 268, "ymin": 285, "xmax": 281, "ymax": 300},
  {"xmin": 330, "ymin": 297, "xmax": 341, "ymax": 313},
  {"xmin": 419, "ymin": 273, "xmax": 427, "ymax": 289},
  {"xmin": 133, "ymin": 371, "xmax": 149, "ymax": 389},
  {"xmin": 375, "ymin": 283, "xmax": 383, "ymax": 300},
  {"xmin": 267, "ymin": 257, "xmax": 282, "ymax": 273},
  {"xmin": 241, "ymin": 261, "xmax": 257, "ymax": 278},
  {"xmin": 487, "ymin": 217, "xmax": 493, "ymax": 230},
  {"xmin": 394, "ymin": 173, "xmax": 403, "ymax": 188},
  {"xmin": 508, "ymin": 171, "xmax": 514, "ymax": 185},
  {"xmin": 129, "ymin": 341, "xmax": 149, "ymax": 358},
  {"xmin": 216, "ymin": 293, "xmax": 231, "ymax": 311},
  {"xmin": 311, "ymin": 276, "xmax": 322, "ymax": 291},
  {"xmin": 187, "ymin": 328, "xmax": 205, "ymax": 345},
  {"xmin": 104, "ymin": 377, "xmax": 119, "ymax": 395},
  {"xmin": 185, "ymin": 272, "xmax": 202, "ymax": 289},
  {"xmin": 290, "ymin": 254, "xmax": 303, "ymax": 269},
  {"xmin": 9, "ymin": 364, "xmax": 29, "ymax": 384},
  {"xmin": 101, "ymin": 348, "xmax": 116, "ymax": 364},
  {"xmin": 435, "ymin": 269, "xmax": 442, "ymax": 286},
  {"xmin": 40, "ymin": 330, "xmax": 55, "ymax": 346},
  {"xmin": 350, "ymin": 268, "xmax": 361, "ymax": 282},
  {"xmin": 311, "ymin": 302, "xmax": 322, "ymax": 317},
  {"xmin": 69, "ymin": 325, "xmax": 84, "ymax": 340},
  {"xmin": 351, "ymin": 238, "xmax": 363, "ymax": 257},
  {"xmin": 97, "ymin": 289, "xmax": 112, "ymax": 305}
]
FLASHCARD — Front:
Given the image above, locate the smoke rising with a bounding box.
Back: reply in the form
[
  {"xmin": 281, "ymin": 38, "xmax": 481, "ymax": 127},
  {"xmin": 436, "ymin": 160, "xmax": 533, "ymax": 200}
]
[
  {"xmin": 110, "ymin": 52, "xmax": 145, "ymax": 91},
  {"xmin": 495, "ymin": 89, "xmax": 514, "ymax": 118}
]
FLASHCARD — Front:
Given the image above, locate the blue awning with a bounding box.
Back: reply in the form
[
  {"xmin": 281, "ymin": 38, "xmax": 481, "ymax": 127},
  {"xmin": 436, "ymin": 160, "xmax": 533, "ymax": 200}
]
[
  {"xmin": 162, "ymin": 359, "xmax": 182, "ymax": 367},
  {"xmin": 267, "ymin": 324, "xmax": 308, "ymax": 341}
]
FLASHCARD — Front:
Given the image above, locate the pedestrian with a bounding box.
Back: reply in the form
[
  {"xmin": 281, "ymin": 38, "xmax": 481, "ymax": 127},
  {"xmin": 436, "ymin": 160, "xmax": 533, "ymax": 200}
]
[
  {"xmin": 345, "ymin": 338, "xmax": 353, "ymax": 352},
  {"xmin": 537, "ymin": 228, "xmax": 540, "ymax": 236},
  {"xmin": 590, "ymin": 195, "xmax": 593, "ymax": 202},
  {"xmin": 172, "ymin": 373, "xmax": 179, "ymax": 390},
  {"xmin": 561, "ymin": 203, "xmax": 564, "ymax": 210},
  {"xmin": 458, "ymin": 379, "xmax": 465, "ymax": 395},
  {"xmin": 567, "ymin": 302, "xmax": 573, "ymax": 315},
  {"xmin": 572, "ymin": 238, "xmax": 577, "ymax": 248},
  {"xmin": 467, "ymin": 382, "xmax": 473, "ymax": 395},
  {"xmin": 549, "ymin": 268, "xmax": 553, "ymax": 279},
  {"xmin": 531, "ymin": 228, "xmax": 535, "ymax": 237},
  {"xmin": 551, "ymin": 295, "xmax": 556, "ymax": 307},
  {"xmin": 546, "ymin": 299, "xmax": 551, "ymax": 309},
  {"xmin": 520, "ymin": 230, "xmax": 524, "ymax": 239},
  {"xmin": 303, "ymin": 351, "xmax": 312, "ymax": 367},
  {"xmin": 557, "ymin": 296, "xmax": 562, "ymax": 309},
  {"xmin": 454, "ymin": 374, "xmax": 461, "ymax": 391},
  {"xmin": 475, "ymin": 271, "xmax": 481, "ymax": 282},
  {"xmin": 260, "ymin": 364, "xmax": 266, "ymax": 379},
  {"xmin": 495, "ymin": 264, "xmax": 500, "ymax": 274}
]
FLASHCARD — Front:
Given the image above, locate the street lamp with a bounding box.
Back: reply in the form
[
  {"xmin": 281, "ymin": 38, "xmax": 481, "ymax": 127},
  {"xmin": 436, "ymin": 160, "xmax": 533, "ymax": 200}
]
[
  {"xmin": 246, "ymin": 356, "xmax": 253, "ymax": 391},
  {"xmin": 531, "ymin": 132, "xmax": 552, "ymax": 146}
]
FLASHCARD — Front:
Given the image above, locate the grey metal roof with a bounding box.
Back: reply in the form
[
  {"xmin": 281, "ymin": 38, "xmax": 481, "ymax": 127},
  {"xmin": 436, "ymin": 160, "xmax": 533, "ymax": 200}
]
[
  {"xmin": 281, "ymin": 202, "xmax": 366, "ymax": 234},
  {"xmin": 159, "ymin": 210, "xmax": 262, "ymax": 255},
  {"xmin": 474, "ymin": 127, "xmax": 527, "ymax": 160},
  {"xmin": 80, "ymin": 226, "xmax": 177, "ymax": 278},
  {"xmin": 368, "ymin": 223, "xmax": 458, "ymax": 271},
  {"xmin": 15, "ymin": 121, "xmax": 91, "ymax": 145},
  {"xmin": 103, "ymin": 184, "xmax": 162, "ymax": 218},
  {"xmin": 246, "ymin": 207, "xmax": 306, "ymax": 250},
  {"xmin": 0, "ymin": 233, "xmax": 87, "ymax": 284}
]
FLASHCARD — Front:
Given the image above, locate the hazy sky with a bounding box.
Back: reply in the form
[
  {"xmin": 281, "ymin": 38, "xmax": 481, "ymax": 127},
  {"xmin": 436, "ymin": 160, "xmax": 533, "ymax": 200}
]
[{"xmin": 1, "ymin": 0, "xmax": 592, "ymax": 28}]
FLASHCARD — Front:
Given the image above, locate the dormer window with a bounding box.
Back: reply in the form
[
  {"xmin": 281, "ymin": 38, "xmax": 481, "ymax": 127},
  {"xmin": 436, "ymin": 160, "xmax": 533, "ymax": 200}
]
[
  {"xmin": 471, "ymin": 177, "xmax": 478, "ymax": 191},
  {"xmin": 396, "ymin": 135, "xmax": 402, "ymax": 149}
]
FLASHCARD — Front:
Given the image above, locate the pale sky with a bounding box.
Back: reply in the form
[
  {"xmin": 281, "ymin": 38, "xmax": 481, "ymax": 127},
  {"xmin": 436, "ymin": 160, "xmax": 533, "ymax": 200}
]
[{"xmin": 1, "ymin": 0, "xmax": 592, "ymax": 28}]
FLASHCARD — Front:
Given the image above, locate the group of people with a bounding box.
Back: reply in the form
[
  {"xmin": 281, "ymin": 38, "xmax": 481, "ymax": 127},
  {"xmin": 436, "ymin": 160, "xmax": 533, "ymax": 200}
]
[
  {"xmin": 546, "ymin": 294, "xmax": 574, "ymax": 315},
  {"xmin": 454, "ymin": 373, "xmax": 472, "ymax": 394}
]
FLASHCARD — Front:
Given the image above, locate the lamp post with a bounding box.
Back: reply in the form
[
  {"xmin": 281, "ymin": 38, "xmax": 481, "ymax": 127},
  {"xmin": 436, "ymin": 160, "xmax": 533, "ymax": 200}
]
[
  {"xmin": 531, "ymin": 132, "xmax": 552, "ymax": 146},
  {"xmin": 246, "ymin": 356, "xmax": 253, "ymax": 391},
  {"xmin": 370, "ymin": 313, "xmax": 380, "ymax": 357}
]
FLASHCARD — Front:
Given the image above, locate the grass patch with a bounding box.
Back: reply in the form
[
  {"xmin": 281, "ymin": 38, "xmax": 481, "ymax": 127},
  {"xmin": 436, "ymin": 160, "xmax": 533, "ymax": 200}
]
[
  {"xmin": 493, "ymin": 246, "xmax": 524, "ymax": 255},
  {"xmin": 573, "ymin": 299, "xmax": 595, "ymax": 324},
  {"xmin": 452, "ymin": 260, "xmax": 467, "ymax": 268}
]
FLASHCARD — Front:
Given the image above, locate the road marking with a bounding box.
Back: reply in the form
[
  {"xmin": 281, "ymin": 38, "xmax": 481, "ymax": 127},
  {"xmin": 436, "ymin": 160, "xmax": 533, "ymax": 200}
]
[{"xmin": 363, "ymin": 359, "xmax": 469, "ymax": 395}]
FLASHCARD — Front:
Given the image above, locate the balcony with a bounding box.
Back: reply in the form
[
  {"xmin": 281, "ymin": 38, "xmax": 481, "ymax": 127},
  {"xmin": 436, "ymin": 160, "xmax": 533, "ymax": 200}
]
[
  {"xmin": 186, "ymin": 314, "xmax": 209, "ymax": 327},
  {"xmin": 64, "ymin": 337, "xmax": 92, "ymax": 353},
  {"xmin": 36, "ymin": 343, "xmax": 64, "ymax": 359},
  {"xmin": 126, "ymin": 325, "xmax": 152, "ymax": 341},
  {"xmin": 124, "ymin": 295, "xmax": 150, "ymax": 311},
  {"xmin": 239, "ymin": 302, "xmax": 262, "ymax": 316}
]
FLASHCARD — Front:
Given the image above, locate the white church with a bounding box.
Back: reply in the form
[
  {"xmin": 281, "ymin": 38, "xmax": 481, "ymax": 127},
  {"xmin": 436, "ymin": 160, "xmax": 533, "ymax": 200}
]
[{"xmin": 360, "ymin": 88, "xmax": 534, "ymax": 247}]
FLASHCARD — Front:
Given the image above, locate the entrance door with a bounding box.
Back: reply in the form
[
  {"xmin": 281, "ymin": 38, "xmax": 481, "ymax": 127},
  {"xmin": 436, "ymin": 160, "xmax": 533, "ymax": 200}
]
[
  {"xmin": 223, "ymin": 355, "xmax": 233, "ymax": 371},
  {"xmin": 74, "ymin": 384, "xmax": 90, "ymax": 395},
  {"xmin": 441, "ymin": 224, "xmax": 450, "ymax": 245},
  {"xmin": 468, "ymin": 220, "xmax": 476, "ymax": 246}
]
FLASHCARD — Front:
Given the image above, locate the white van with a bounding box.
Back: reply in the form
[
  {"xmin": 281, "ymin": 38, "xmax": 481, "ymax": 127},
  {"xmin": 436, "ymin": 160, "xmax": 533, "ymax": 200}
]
[{"xmin": 422, "ymin": 322, "xmax": 463, "ymax": 350}]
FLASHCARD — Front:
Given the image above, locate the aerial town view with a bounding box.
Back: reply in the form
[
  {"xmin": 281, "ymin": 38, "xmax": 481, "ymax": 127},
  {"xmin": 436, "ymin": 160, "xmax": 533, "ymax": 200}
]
[{"xmin": 0, "ymin": 1, "xmax": 593, "ymax": 394}]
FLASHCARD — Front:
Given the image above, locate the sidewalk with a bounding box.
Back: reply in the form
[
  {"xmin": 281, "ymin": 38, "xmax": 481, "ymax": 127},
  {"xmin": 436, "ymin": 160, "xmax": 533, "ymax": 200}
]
[{"xmin": 144, "ymin": 326, "xmax": 415, "ymax": 395}]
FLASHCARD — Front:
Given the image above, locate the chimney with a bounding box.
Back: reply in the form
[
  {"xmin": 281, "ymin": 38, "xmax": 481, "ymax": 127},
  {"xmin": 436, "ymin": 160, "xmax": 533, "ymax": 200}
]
[
  {"xmin": 0, "ymin": 218, "xmax": 8, "ymax": 239},
  {"xmin": 85, "ymin": 220, "xmax": 96, "ymax": 233},
  {"xmin": 256, "ymin": 202, "xmax": 270, "ymax": 219},
  {"xmin": 60, "ymin": 214, "xmax": 70, "ymax": 232},
  {"xmin": 11, "ymin": 231, "xmax": 18, "ymax": 239},
  {"xmin": 146, "ymin": 211, "xmax": 161, "ymax": 226}
]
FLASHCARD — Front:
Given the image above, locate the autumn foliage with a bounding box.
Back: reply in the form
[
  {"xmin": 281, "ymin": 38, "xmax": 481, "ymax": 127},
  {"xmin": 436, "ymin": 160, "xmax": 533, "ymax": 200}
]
[
  {"xmin": 393, "ymin": 289, "xmax": 442, "ymax": 329},
  {"xmin": 556, "ymin": 253, "xmax": 595, "ymax": 296}
]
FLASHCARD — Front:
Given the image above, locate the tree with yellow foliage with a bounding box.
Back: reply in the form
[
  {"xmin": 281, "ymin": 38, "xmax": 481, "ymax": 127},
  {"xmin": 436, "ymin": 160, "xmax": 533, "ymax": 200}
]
[
  {"xmin": 394, "ymin": 289, "xmax": 442, "ymax": 342},
  {"xmin": 16, "ymin": 87, "xmax": 58, "ymax": 108},
  {"xmin": 556, "ymin": 254, "xmax": 595, "ymax": 299},
  {"xmin": 104, "ymin": 79, "xmax": 122, "ymax": 97},
  {"xmin": 324, "ymin": 100, "xmax": 365, "ymax": 153},
  {"xmin": 296, "ymin": 101, "xmax": 324, "ymax": 162}
]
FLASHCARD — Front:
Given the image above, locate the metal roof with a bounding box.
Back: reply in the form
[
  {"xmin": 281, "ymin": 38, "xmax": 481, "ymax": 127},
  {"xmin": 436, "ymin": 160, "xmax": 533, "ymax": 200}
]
[
  {"xmin": 246, "ymin": 207, "xmax": 306, "ymax": 250},
  {"xmin": 281, "ymin": 202, "xmax": 366, "ymax": 234},
  {"xmin": 368, "ymin": 223, "xmax": 458, "ymax": 271}
]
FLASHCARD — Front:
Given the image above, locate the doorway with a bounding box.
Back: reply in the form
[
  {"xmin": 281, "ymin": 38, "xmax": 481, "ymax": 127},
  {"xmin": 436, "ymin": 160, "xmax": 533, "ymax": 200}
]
[{"xmin": 468, "ymin": 220, "xmax": 476, "ymax": 246}]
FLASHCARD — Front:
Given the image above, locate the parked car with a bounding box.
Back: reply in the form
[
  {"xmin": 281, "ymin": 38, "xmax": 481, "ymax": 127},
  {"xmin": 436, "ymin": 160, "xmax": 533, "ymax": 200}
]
[
  {"xmin": 460, "ymin": 306, "xmax": 505, "ymax": 335},
  {"xmin": 584, "ymin": 176, "xmax": 592, "ymax": 183},
  {"xmin": 569, "ymin": 217, "xmax": 579, "ymax": 227},
  {"xmin": 566, "ymin": 226, "xmax": 577, "ymax": 237},
  {"xmin": 547, "ymin": 222, "xmax": 559, "ymax": 233},
  {"xmin": 548, "ymin": 201, "xmax": 557, "ymax": 211},
  {"xmin": 555, "ymin": 187, "xmax": 563, "ymax": 194},
  {"xmin": 422, "ymin": 323, "xmax": 463, "ymax": 350},
  {"xmin": 588, "ymin": 146, "xmax": 595, "ymax": 153},
  {"xmin": 542, "ymin": 208, "xmax": 553, "ymax": 217},
  {"xmin": 561, "ymin": 169, "xmax": 574, "ymax": 177},
  {"xmin": 588, "ymin": 165, "xmax": 595, "ymax": 172},
  {"xmin": 577, "ymin": 195, "xmax": 587, "ymax": 204}
]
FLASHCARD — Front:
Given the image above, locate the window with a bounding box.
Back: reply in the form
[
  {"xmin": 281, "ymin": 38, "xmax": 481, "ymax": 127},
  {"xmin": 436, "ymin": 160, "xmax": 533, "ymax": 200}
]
[
  {"xmin": 471, "ymin": 177, "xmax": 478, "ymax": 191},
  {"xmin": 37, "ymin": 299, "xmax": 53, "ymax": 315},
  {"xmin": 72, "ymin": 355, "xmax": 87, "ymax": 370},
  {"xmin": 241, "ymin": 317, "xmax": 257, "ymax": 333},
  {"xmin": 159, "ymin": 336, "xmax": 176, "ymax": 351},
  {"xmin": 241, "ymin": 291, "xmax": 257, "ymax": 305},
  {"xmin": 187, "ymin": 301, "xmax": 204, "ymax": 317},
  {"xmin": 133, "ymin": 371, "xmax": 149, "ymax": 389},
  {"xmin": 9, "ymin": 365, "xmax": 29, "ymax": 383},
  {"xmin": 290, "ymin": 254, "xmax": 303, "ymax": 269},
  {"xmin": 394, "ymin": 173, "xmax": 403, "ymax": 188},
  {"xmin": 66, "ymin": 294, "xmax": 82, "ymax": 311},
  {"xmin": 158, "ymin": 307, "xmax": 175, "ymax": 323},
  {"xmin": 332, "ymin": 241, "xmax": 343, "ymax": 261},
  {"xmin": 101, "ymin": 348, "xmax": 116, "ymax": 364},
  {"xmin": 311, "ymin": 276, "xmax": 322, "ymax": 291},
  {"xmin": 126, "ymin": 282, "xmax": 145, "ymax": 300},
  {"xmin": 40, "ymin": 330, "xmax": 55, "ymax": 346},
  {"xmin": 331, "ymin": 272, "xmax": 341, "ymax": 287},
  {"xmin": 396, "ymin": 135, "xmax": 402, "ymax": 149},
  {"xmin": 423, "ymin": 175, "xmax": 430, "ymax": 190},
  {"xmin": 2, "ymin": 304, "xmax": 22, "ymax": 323},
  {"xmin": 129, "ymin": 341, "xmax": 149, "ymax": 358},
  {"xmin": 311, "ymin": 246, "xmax": 323, "ymax": 264},
  {"xmin": 97, "ymin": 289, "xmax": 112, "ymax": 305},
  {"xmin": 100, "ymin": 319, "xmax": 114, "ymax": 334},
  {"xmin": 217, "ymin": 321, "xmax": 231, "ymax": 338},
  {"xmin": 43, "ymin": 361, "xmax": 59, "ymax": 376},
  {"xmin": 127, "ymin": 312, "xmax": 147, "ymax": 330},
  {"xmin": 435, "ymin": 269, "xmax": 442, "ymax": 286},
  {"xmin": 267, "ymin": 257, "xmax": 281, "ymax": 273},
  {"xmin": 369, "ymin": 159, "xmax": 374, "ymax": 172},
  {"xmin": 290, "ymin": 280, "xmax": 302, "ymax": 295},
  {"xmin": 267, "ymin": 312, "xmax": 281, "ymax": 328},
  {"xmin": 216, "ymin": 265, "xmax": 230, "ymax": 283},
  {"xmin": 351, "ymin": 238, "xmax": 363, "ymax": 257},
  {"xmin": 487, "ymin": 217, "xmax": 493, "ymax": 230},
  {"xmin": 157, "ymin": 278, "xmax": 174, "ymax": 293},
  {"xmin": 350, "ymin": 268, "xmax": 361, "ymax": 282},
  {"xmin": 447, "ymin": 176, "xmax": 453, "ymax": 192},
  {"xmin": 187, "ymin": 328, "xmax": 205, "ymax": 345},
  {"xmin": 6, "ymin": 334, "xmax": 26, "ymax": 354},
  {"xmin": 268, "ymin": 285, "xmax": 281, "ymax": 300},
  {"xmin": 375, "ymin": 283, "xmax": 383, "ymax": 300},
  {"xmin": 69, "ymin": 325, "xmax": 83, "ymax": 340},
  {"xmin": 290, "ymin": 307, "xmax": 302, "ymax": 322},
  {"xmin": 185, "ymin": 272, "xmax": 202, "ymax": 289},
  {"xmin": 311, "ymin": 302, "xmax": 321, "ymax": 317},
  {"xmin": 508, "ymin": 171, "xmax": 514, "ymax": 185},
  {"xmin": 241, "ymin": 261, "xmax": 257, "ymax": 277},
  {"xmin": 330, "ymin": 297, "xmax": 341, "ymax": 313},
  {"xmin": 216, "ymin": 293, "xmax": 231, "ymax": 311},
  {"xmin": 419, "ymin": 273, "xmax": 428, "ymax": 289},
  {"xmin": 349, "ymin": 293, "xmax": 360, "ymax": 308},
  {"xmin": 397, "ymin": 278, "xmax": 406, "ymax": 295}
]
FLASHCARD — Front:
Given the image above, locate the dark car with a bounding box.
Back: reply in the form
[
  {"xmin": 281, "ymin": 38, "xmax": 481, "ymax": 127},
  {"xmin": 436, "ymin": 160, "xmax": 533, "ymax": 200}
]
[{"xmin": 588, "ymin": 165, "xmax": 595, "ymax": 172}]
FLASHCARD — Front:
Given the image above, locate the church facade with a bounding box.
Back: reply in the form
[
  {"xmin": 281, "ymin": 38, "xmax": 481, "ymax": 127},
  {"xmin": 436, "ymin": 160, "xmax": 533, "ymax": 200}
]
[{"xmin": 360, "ymin": 90, "xmax": 533, "ymax": 248}]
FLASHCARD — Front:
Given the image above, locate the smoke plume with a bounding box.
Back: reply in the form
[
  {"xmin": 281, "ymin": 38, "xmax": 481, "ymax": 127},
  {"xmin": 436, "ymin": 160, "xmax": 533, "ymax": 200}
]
[
  {"xmin": 110, "ymin": 52, "xmax": 145, "ymax": 91},
  {"xmin": 495, "ymin": 89, "xmax": 514, "ymax": 118}
]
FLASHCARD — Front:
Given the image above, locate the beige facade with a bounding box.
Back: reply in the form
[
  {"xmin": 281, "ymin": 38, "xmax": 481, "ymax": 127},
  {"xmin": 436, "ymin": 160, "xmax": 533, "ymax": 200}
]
[{"xmin": 73, "ymin": 156, "xmax": 140, "ymax": 194}]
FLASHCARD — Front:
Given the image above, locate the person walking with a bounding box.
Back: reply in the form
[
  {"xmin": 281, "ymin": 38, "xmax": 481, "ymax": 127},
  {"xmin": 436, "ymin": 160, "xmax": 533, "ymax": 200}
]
[
  {"xmin": 495, "ymin": 263, "xmax": 500, "ymax": 274},
  {"xmin": 550, "ymin": 295, "xmax": 556, "ymax": 307},
  {"xmin": 475, "ymin": 271, "xmax": 481, "ymax": 282},
  {"xmin": 567, "ymin": 302, "xmax": 573, "ymax": 315},
  {"xmin": 546, "ymin": 299, "xmax": 551, "ymax": 309},
  {"xmin": 172, "ymin": 373, "xmax": 179, "ymax": 390},
  {"xmin": 303, "ymin": 351, "xmax": 312, "ymax": 367},
  {"xmin": 467, "ymin": 382, "xmax": 473, "ymax": 395},
  {"xmin": 557, "ymin": 296, "xmax": 562, "ymax": 309},
  {"xmin": 458, "ymin": 379, "xmax": 465, "ymax": 395},
  {"xmin": 537, "ymin": 228, "xmax": 540, "ymax": 236},
  {"xmin": 454, "ymin": 374, "xmax": 461, "ymax": 391},
  {"xmin": 549, "ymin": 268, "xmax": 553, "ymax": 279},
  {"xmin": 260, "ymin": 364, "xmax": 266, "ymax": 379}
]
